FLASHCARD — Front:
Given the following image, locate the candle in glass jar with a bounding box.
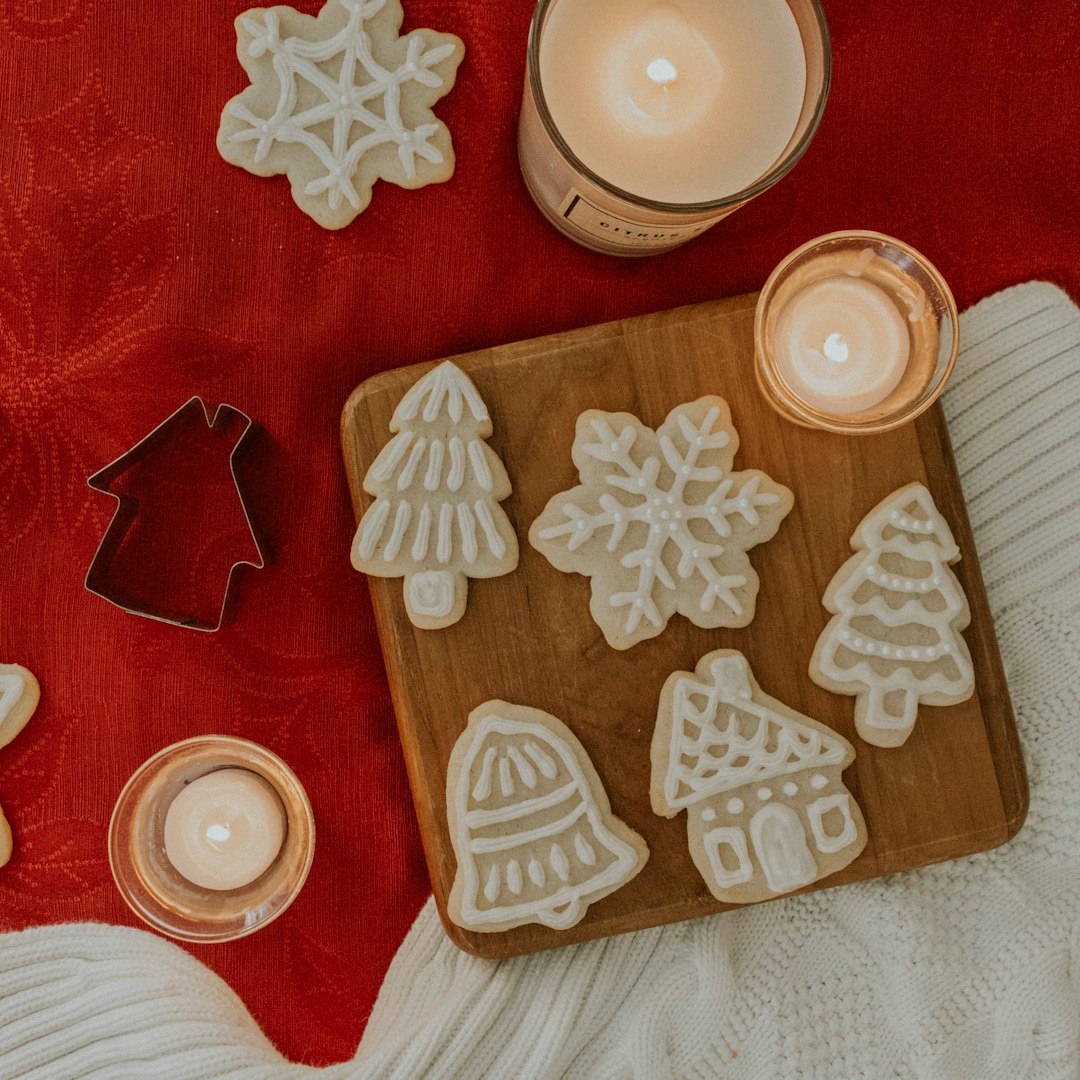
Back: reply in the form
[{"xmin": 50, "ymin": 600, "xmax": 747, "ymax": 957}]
[
  {"xmin": 164, "ymin": 769, "xmax": 286, "ymax": 891},
  {"xmin": 773, "ymin": 275, "xmax": 911, "ymax": 414},
  {"xmin": 539, "ymin": 0, "xmax": 807, "ymax": 204}
]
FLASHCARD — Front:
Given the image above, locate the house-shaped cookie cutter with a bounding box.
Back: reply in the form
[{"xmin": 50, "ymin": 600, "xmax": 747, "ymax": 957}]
[{"xmin": 85, "ymin": 397, "xmax": 266, "ymax": 631}]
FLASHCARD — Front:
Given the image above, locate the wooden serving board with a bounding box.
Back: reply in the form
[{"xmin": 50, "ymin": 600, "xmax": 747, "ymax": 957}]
[{"xmin": 341, "ymin": 294, "xmax": 1027, "ymax": 958}]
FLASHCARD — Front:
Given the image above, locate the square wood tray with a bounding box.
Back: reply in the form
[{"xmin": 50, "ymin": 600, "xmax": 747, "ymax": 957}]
[{"xmin": 341, "ymin": 294, "xmax": 1027, "ymax": 958}]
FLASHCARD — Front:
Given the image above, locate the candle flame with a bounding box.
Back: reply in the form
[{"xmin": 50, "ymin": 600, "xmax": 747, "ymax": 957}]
[
  {"xmin": 823, "ymin": 332, "xmax": 849, "ymax": 364},
  {"xmin": 646, "ymin": 57, "xmax": 678, "ymax": 85}
]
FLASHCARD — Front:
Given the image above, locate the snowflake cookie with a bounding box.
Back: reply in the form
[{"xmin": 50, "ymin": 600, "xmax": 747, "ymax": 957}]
[
  {"xmin": 0, "ymin": 664, "xmax": 40, "ymax": 867},
  {"xmin": 651, "ymin": 650, "xmax": 866, "ymax": 904},
  {"xmin": 810, "ymin": 482, "xmax": 975, "ymax": 748},
  {"xmin": 448, "ymin": 700, "xmax": 648, "ymax": 933},
  {"xmin": 217, "ymin": 0, "xmax": 465, "ymax": 229},
  {"xmin": 529, "ymin": 398, "xmax": 794, "ymax": 650},
  {"xmin": 351, "ymin": 361, "xmax": 518, "ymax": 629}
]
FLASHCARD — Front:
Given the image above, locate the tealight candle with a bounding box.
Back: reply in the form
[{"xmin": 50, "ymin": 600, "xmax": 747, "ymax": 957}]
[
  {"xmin": 772, "ymin": 274, "xmax": 910, "ymax": 414},
  {"xmin": 164, "ymin": 769, "xmax": 286, "ymax": 891},
  {"xmin": 518, "ymin": 0, "xmax": 831, "ymax": 255},
  {"xmin": 754, "ymin": 232, "xmax": 959, "ymax": 435}
]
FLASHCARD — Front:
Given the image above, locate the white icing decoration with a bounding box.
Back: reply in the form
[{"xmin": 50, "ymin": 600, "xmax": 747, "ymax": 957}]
[
  {"xmin": 411, "ymin": 505, "xmax": 432, "ymax": 561},
  {"xmin": 221, "ymin": 0, "xmax": 463, "ymax": 226},
  {"xmin": 703, "ymin": 827, "xmax": 753, "ymax": 889},
  {"xmin": 468, "ymin": 440, "xmax": 494, "ymax": 491},
  {"xmin": 782, "ymin": 781, "xmax": 798, "ymax": 796},
  {"xmin": 727, "ymin": 798, "xmax": 744, "ymax": 815},
  {"xmin": 423, "ymin": 439, "xmax": 444, "ymax": 491},
  {"xmin": 550, "ymin": 843, "xmax": 570, "ymax": 881},
  {"xmin": 532, "ymin": 401, "xmax": 791, "ymax": 645},
  {"xmin": 750, "ymin": 804, "xmax": 817, "ymax": 894},
  {"xmin": 451, "ymin": 708, "xmax": 643, "ymax": 931},
  {"xmin": 702, "ymin": 808, "xmax": 716, "ymax": 821},
  {"xmin": 812, "ymin": 482, "xmax": 974, "ymax": 747},
  {"xmin": 659, "ymin": 655, "xmax": 848, "ymax": 810},
  {"xmin": 757, "ymin": 787, "xmax": 772, "ymax": 801},
  {"xmin": 574, "ymin": 833, "xmax": 597, "ymax": 866},
  {"xmin": 397, "ymin": 437, "xmax": 427, "ymax": 489},
  {"xmin": 808, "ymin": 794, "xmax": 859, "ymax": 854},
  {"xmin": 483, "ymin": 863, "xmax": 500, "ymax": 903},
  {"xmin": 447, "ymin": 437, "xmax": 467, "ymax": 491},
  {"xmin": 383, "ymin": 501, "xmax": 411, "ymax": 561},
  {"xmin": 810, "ymin": 773, "xmax": 827, "ymax": 790},
  {"xmin": 406, "ymin": 570, "xmax": 454, "ymax": 619},
  {"xmin": 506, "ymin": 858, "xmax": 523, "ymax": 895}
]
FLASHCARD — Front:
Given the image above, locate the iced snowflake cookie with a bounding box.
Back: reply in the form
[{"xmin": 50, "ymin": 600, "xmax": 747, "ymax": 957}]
[
  {"xmin": 448, "ymin": 701, "xmax": 648, "ymax": 932},
  {"xmin": 351, "ymin": 361, "xmax": 518, "ymax": 629},
  {"xmin": 529, "ymin": 397, "xmax": 794, "ymax": 650},
  {"xmin": 217, "ymin": 0, "xmax": 464, "ymax": 229},
  {"xmin": 651, "ymin": 650, "xmax": 866, "ymax": 904},
  {"xmin": 810, "ymin": 482, "xmax": 974, "ymax": 749},
  {"xmin": 0, "ymin": 664, "xmax": 40, "ymax": 867}
]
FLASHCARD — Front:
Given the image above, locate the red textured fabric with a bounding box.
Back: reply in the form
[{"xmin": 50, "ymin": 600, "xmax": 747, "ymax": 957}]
[{"xmin": 0, "ymin": 0, "xmax": 1077, "ymax": 1066}]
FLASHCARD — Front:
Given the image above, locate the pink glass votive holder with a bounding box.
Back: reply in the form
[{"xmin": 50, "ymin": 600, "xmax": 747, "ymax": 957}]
[
  {"xmin": 109, "ymin": 735, "xmax": 314, "ymax": 943},
  {"xmin": 754, "ymin": 231, "xmax": 959, "ymax": 434}
]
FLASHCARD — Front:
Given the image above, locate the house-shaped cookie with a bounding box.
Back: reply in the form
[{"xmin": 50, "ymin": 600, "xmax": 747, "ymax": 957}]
[{"xmin": 651, "ymin": 650, "xmax": 867, "ymax": 905}]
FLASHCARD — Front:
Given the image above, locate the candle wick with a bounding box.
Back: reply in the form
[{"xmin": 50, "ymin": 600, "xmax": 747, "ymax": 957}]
[
  {"xmin": 823, "ymin": 333, "xmax": 849, "ymax": 364},
  {"xmin": 646, "ymin": 57, "xmax": 678, "ymax": 85}
]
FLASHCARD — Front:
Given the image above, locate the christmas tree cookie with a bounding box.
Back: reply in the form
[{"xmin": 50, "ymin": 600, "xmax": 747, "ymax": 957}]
[
  {"xmin": 351, "ymin": 362, "xmax": 519, "ymax": 629},
  {"xmin": 447, "ymin": 701, "xmax": 648, "ymax": 933},
  {"xmin": 651, "ymin": 650, "xmax": 866, "ymax": 905},
  {"xmin": 810, "ymin": 482, "xmax": 975, "ymax": 748},
  {"xmin": 0, "ymin": 664, "xmax": 40, "ymax": 867},
  {"xmin": 529, "ymin": 397, "xmax": 793, "ymax": 650}
]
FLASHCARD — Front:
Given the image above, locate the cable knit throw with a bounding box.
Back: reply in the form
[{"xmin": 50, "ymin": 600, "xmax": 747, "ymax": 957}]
[{"xmin": 2, "ymin": 282, "xmax": 1079, "ymax": 1080}]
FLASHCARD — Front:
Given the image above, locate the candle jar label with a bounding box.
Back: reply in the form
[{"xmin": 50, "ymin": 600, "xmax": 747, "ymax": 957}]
[{"xmin": 556, "ymin": 191, "xmax": 723, "ymax": 251}]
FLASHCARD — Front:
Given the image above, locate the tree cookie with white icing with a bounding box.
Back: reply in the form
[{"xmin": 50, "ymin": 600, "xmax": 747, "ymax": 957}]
[
  {"xmin": 447, "ymin": 701, "xmax": 648, "ymax": 933},
  {"xmin": 651, "ymin": 650, "xmax": 867, "ymax": 905},
  {"xmin": 0, "ymin": 664, "xmax": 40, "ymax": 867},
  {"xmin": 351, "ymin": 361, "xmax": 519, "ymax": 629},
  {"xmin": 529, "ymin": 397, "xmax": 793, "ymax": 650},
  {"xmin": 810, "ymin": 482, "xmax": 975, "ymax": 748}
]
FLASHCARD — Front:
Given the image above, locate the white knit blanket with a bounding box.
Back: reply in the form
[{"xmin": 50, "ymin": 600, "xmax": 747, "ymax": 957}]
[{"xmin": 3, "ymin": 282, "xmax": 1079, "ymax": 1080}]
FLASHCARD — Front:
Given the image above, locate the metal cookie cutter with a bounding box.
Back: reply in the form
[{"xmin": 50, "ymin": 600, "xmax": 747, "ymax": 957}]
[{"xmin": 85, "ymin": 397, "xmax": 266, "ymax": 631}]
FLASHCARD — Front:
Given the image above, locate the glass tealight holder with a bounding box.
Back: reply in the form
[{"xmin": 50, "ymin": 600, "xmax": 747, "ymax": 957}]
[
  {"xmin": 754, "ymin": 231, "xmax": 959, "ymax": 434},
  {"xmin": 109, "ymin": 735, "xmax": 314, "ymax": 943}
]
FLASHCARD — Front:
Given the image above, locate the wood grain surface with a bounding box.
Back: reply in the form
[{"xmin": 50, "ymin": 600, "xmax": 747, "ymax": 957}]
[{"xmin": 340, "ymin": 294, "xmax": 1027, "ymax": 958}]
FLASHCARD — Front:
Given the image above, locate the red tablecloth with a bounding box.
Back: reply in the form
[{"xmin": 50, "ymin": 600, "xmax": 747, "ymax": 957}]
[{"xmin": 1, "ymin": 0, "xmax": 1077, "ymax": 1065}]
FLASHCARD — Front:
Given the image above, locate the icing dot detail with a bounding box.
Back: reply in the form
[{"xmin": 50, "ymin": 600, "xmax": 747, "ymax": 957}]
[
  {"xmin": 782, "ymin": 782, "xmax": 798, "ymax": 796},
  {"xmin": 757, "ymin": 786, "xmax": 772, "ymax": 801},
  {"xmin": 702, "ymin": 808, "xmax": 716, "ymax": 821},
  {"xmin": 810, "ymin": 774, "xmax": 827, "ymax": 790},
  {"xmin": 727, "ymin": 798, "xmax": 744, "ymax": 814}
]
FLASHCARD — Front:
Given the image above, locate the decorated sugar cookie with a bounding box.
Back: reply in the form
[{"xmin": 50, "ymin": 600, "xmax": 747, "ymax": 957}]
[
  {"xmin": 448, "ymin": 701, "xmax": 648, "ymax": 932},
  {"xmin": 810, "ymin": 482, "xmax": 974, "ymax": 748},
  {"xmin": 351, "ymin": 362, "xmax": 519, "ymax": 629},
  {"xmin": 0, "ymin": 664, "xmax": 40, "ymax": 867},
  {"xmin": 651, "ymin": 650, "xmax": 866, "ymax": 905},
  {"xmin": 218, "ymin": 0, "xmax": 464, "ymax": 229},
  {"xmin": 529, "ymin": 397, "xmax": 793, "ymax": 650}
]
